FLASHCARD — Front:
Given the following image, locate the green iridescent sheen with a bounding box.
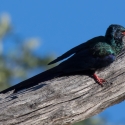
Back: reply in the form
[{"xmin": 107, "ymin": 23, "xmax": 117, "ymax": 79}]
[{"xmin": 48, "ymin": 24, "xmax": 125, "ymax": 65}]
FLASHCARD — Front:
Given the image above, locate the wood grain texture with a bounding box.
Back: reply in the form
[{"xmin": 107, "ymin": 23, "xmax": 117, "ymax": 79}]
[{"xmin": 0, "ymin": 46, "xmax": 125, "ymax": 125}]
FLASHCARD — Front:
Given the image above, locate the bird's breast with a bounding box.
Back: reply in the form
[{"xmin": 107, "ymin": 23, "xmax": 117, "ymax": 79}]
[{"xmin": 96, "ymin": 54, "xmax": 116, "ymax": 69}]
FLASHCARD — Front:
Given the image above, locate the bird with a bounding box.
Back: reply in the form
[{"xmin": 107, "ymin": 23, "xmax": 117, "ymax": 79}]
[
  {"xmin": 0, "ymin": 24, "xmax": 125, "ymax": 94},
  {"xmin": 48, "ymin": 24, "xmax": 125, "ymax": 85}
]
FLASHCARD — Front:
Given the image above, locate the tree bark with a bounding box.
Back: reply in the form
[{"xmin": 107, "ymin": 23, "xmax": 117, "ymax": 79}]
[{"xmin": 0, "ymin": 49, "xmax": 125, "ymax": 125}]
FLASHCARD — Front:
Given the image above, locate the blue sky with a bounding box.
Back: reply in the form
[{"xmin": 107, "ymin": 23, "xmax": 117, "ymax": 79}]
[{"xmin": 0, "ymin": 0, "xmax": 125, "ymax": 124}]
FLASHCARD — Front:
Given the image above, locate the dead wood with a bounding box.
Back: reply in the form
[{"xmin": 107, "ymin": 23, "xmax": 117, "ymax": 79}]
[{"xmin": 0, "ymin": 49, "xmax": 125, "ymax": 125}]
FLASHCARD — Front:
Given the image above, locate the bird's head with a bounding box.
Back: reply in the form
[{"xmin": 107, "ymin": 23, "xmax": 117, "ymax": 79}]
[
  {"xmin": 105, "ymin": 24, "xmax": 125, "ymax": 44},
  {"xmin": 105, "ymin": 24, "xmax": 125, "ymax": 54}
]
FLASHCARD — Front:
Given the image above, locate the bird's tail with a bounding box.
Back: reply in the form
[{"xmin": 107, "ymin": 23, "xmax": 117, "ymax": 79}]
[{"xmin": 0, "ymin": 66, "xmax": 61, "ymax": 94}]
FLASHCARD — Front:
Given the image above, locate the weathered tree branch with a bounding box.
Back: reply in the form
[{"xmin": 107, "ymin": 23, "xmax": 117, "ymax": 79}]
[{"xmin": 0, "ymin": 49, "xmax": 125, "ymax": 125}]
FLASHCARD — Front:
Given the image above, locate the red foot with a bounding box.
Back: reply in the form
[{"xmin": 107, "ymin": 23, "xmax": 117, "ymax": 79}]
[{"xmin": 93, "ymin": 73, "xmax": 106, "ymax": 85}]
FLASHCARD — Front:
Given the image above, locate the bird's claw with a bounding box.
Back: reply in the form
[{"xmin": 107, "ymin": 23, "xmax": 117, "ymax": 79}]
[
  {"xmin": 93, "ymin": 73, "xmax": 109, "ymax": 86},
  {"xmin": 96, "ymin": 78, "xmax": 106, "ymax": 86}
]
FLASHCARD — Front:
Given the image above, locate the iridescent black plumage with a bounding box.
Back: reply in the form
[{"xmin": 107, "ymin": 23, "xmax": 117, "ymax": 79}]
[
  {"xmin": 49, "ymin": 25, "xmax": 125, "ymax": 65},
  {"xmin": 1, "ymin": 24, "xmax": 125, "ymax": 94},
  {"xmin": 48, "ymin": 24, "xmax": 125, "ymax": 84}
]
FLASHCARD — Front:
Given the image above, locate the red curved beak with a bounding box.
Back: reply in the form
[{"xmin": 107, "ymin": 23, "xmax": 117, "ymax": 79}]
[{"xmin": 122, "ymin": 32, "xmax": 125, "ymax": 35}]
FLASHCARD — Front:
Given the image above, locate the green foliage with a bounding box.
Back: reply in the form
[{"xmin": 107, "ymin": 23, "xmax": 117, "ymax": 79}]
[
  {"xmin": 0, "ymin": 13, "xmax": 54, "ymax": 91},
  {"xmin": 73, "ymin": 117, "xmax": 106, "ymax": 125}
]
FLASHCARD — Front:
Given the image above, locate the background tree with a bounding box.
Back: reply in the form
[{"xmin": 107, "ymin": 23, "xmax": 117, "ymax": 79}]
[{"xmin": 0, "ymin": 13, "xmax": 54, "ymax": 91}]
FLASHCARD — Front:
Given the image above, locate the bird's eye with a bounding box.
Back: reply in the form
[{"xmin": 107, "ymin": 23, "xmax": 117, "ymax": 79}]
[{"xmin": 114, "ymin": 30, "xmax": 123, "ymax": 41}]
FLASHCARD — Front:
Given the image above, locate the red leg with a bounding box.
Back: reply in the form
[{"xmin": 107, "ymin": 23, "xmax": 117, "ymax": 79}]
[{"xmin": 93, "ymin": 73, "xmax": 106, "ymax": 85}]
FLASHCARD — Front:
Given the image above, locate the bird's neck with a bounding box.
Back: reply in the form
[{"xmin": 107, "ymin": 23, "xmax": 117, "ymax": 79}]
[{"xmin": 107, "ymin": 37, "xmax": 123, "ymax": 55}]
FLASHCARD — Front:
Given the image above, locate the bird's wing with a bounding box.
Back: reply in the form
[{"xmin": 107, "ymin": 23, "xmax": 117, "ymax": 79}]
[
  {"xmin": 56, "ymin": 49, "xmax": 96, "ymax": 73},
  {"xmin": 56, "ymin": 42, "xmax": 115, "ymax": 73},
  {"xmin": 48, "ymin": 36, "xmax": 105, "ymax": 65},
  {"xmin": 91, "ymin": 42, "xmax": 116, "ymax": 57},
  {"xmin": 48, "ymin": 42, "xmax": 86, "ymax": 65}
]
